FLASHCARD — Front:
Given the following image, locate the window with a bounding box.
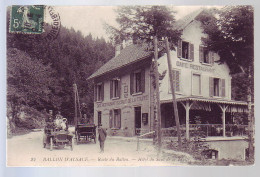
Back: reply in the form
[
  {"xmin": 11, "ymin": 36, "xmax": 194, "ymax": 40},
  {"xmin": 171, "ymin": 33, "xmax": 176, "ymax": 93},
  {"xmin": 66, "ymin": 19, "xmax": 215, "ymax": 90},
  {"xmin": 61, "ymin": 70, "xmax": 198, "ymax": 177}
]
[
  {"xmin": 213, "ymin": 78, "xmax": 220, "ymax": 96},
  {"xmin": 95, "ymin": 83, "xmax": 104, "ymax": 102},
  {"xmin": 182, "ymin": 41, "xmax": 189, "ymax": 59},
  {"xmin": 209, "ymin": 77, "xmax": 225, "ymax": 97},
  {"xmin": 109, "ymin": 109, "xmax": 121, "ymax": 129},
  {"xmin": 177, "ymin": 40, "xmax": 194, "ymax": 61},
  {"xmin": 98, "ymin": 111, "xmax": 102, "ymax": 126},
  {"xmin": 135, "ymin": 72, "xmax": 142, "ymax": 93},
  {"xmin": 199, "ymin": 45, "xmax": 214, "ymax": 65},
  {"xmin": 192, "ymin": 73, "xmax": 201, "ymax": 95},
  {"xmin": 130, "ymin": 70, "xmax": 145, "ymax": 94},
  {"xmin": 169, "ymin": 69, "xmax": 181, "ymax": 93},
  {"xmin": 110, "ymin": 78, "xmax": 121, "ymax": 99}
]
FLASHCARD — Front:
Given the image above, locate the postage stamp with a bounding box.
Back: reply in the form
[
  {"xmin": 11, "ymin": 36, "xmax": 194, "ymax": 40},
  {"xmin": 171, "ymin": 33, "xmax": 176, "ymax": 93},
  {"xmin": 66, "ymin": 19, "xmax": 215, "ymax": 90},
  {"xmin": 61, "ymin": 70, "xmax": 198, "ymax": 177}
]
[{"xmin": 10, "ymin": 5, "xmax": 44, "ymax": 34}]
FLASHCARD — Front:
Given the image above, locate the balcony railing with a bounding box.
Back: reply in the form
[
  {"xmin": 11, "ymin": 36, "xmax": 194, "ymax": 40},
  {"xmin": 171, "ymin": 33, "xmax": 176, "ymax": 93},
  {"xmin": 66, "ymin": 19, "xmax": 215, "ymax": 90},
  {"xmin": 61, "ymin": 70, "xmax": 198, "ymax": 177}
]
[{"xmin": 161, "ymin": 124, "xmax": 248, "ymax": 137}]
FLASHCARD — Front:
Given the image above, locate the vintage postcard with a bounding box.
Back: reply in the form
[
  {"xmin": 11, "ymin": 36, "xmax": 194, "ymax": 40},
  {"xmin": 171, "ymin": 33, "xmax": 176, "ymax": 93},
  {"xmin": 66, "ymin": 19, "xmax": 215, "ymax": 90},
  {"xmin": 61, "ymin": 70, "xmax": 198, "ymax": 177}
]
[{"xmin": 6, "ymin": 5, "xmax": 255, "ymax": 167}]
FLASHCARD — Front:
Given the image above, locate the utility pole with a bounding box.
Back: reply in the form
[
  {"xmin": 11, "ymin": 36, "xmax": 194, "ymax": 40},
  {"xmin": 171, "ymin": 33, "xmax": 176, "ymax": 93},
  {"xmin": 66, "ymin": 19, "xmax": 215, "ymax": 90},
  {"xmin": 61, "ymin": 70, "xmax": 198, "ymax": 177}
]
[
  {"xmin": 153, "ymin": 36, "xmax": 162, "ymax": 154},
  {"xmin": 73, "ymin": 83, "xmax": 82, "ymax": 127},
  {"xmin": 165, "ymin": 37, "xmax": 182, "ymax": 149},
  {"xmin": 73, "ymin": 83, "xmax": 77, "ymax": 126}
]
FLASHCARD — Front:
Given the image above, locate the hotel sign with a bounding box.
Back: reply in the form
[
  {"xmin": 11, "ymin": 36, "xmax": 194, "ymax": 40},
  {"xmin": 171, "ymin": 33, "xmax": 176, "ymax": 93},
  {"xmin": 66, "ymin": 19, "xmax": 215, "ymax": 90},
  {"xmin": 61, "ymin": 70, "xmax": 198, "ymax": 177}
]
[
  {"xmin": 176, "ymin": 61, "xmax": 215, "ymax": 73},
  {"xmin": 97, "ymin": 95, "xmax": 149, "ymax": 108}
]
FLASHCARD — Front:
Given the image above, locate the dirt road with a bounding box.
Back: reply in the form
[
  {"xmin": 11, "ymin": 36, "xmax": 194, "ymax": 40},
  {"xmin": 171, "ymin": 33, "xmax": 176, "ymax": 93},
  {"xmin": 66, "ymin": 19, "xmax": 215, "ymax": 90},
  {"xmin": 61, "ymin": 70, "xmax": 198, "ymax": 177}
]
[{"xmin": 7, "ymin": 128, "xmax": 188, "ymax": 166}]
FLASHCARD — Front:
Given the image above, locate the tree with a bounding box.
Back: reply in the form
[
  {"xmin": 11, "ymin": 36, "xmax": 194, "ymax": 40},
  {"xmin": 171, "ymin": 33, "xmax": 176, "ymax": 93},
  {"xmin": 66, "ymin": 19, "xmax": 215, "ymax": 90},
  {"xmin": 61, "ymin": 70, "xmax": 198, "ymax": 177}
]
[
  {"xmin": 105, "ymin": 6, "xmax": 181, "ymax": 46},
  {"xmin": 7, "ymin": 48, "xmax": 60, "ymax": 125},
  {"xmin": 198, "ymin": 6, "xmax": 254, "ymax": 161},
  {"xmin": 106, "ymin": 6, "xmax": 183, "ymax": 149}
]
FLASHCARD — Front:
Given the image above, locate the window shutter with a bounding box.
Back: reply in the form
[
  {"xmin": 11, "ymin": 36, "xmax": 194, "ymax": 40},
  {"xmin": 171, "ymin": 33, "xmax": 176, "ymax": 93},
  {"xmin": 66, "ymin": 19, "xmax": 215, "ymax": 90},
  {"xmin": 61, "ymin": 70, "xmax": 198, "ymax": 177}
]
[
  {"xmin": 171, "ymin": 70, "xmax": 180, "ymax": 92},
  {"xmin": 141, "ymin": 69, "xmax": 145, "ymax": 93},
  {"xmin": 175, "ymin": 70, "xmax": 180, "ymax": 92},
  {"xmin": 109, "ymin": 110, "xmax": 113, "ymax": 128},
  {"xmin": 110, "ymin": 80, "xmax": 113, "ymax": 99},
  {"xmin": 172, "ymin": 70, "xmax": 176, "ymax": 93},
  {"xmin": 177, "ymin": 40, "xmax": 182, "ymax": 58},
  {"xmin": 118, "ymin": 109, "xmax": 121, "ymax": 129},
  {"xmin": 209, "ymin": 77, "xmax": 214, "ymax": 97},
  {"xmin": 189, "ymin": 43, "xmax": 194, "ymax": 61},
  {"xmin": 221, "ymin": 79, "xmax": 225, "ymax": 97},
  {"xmin": 94, "ymin": 85, "xmax": 97, "ymax": 102},
  {"xmin": 130, "ymin": 73, "xmax": 134, "ymax": 94},
  {"xmin": 101, "ymin": 83, "xmax": 104, "ymax": 101},
  {"xmin": 199, "ymin": 46, "xmax": 204, "ymax": 63},
  {"xmin": 118, "ymin": 78, "xmax": 121, "ymax": 98}
]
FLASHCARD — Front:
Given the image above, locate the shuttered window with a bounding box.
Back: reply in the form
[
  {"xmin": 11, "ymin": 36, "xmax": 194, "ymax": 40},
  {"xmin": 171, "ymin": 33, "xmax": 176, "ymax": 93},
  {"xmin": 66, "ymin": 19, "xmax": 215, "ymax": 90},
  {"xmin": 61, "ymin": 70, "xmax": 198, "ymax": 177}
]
[
  {"xmin": 110, "ymin": 78, "xmax": 121, "ymax": 99},
  {"xmin": 130, "ymin": 69, "xmax": 145, "ymax": 94},
  {"xmin": 209, "ymin": 77, "xmax": 226, "ymax": 97},
  {"xmin": 177, "ymin": 40, "xmax": 194, "ymax": 61},
  {"xmin": 109, "ymin": 109, "xmax": 121, "ymax": 129},
  {"xmin": 199, "ymin": 45, "xmax": 214, "ymax": 65},
  {"xmin": 169, "ymin": 69, "xmax": 181, "ymax": 93},
  {"xmin": 96, "ymin": 83, "xmax": 104, "ymax": 101}
]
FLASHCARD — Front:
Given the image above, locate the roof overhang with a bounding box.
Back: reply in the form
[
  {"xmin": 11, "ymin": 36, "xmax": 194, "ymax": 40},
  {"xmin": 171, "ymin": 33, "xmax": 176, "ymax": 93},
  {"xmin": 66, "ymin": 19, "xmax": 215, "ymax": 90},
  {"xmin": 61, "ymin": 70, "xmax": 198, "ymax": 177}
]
[{"xmin": 161, "ymin": 96, "xmax": 249, "ymax": 106}]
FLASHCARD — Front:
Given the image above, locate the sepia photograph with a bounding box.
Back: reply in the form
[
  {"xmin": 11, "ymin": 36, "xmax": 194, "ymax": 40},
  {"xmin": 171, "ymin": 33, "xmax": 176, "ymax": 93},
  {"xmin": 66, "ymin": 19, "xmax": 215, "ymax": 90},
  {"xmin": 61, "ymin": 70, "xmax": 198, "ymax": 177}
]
[{"xmin": 5, "ymin": 4, "xmax": 255, "ymax": 168}]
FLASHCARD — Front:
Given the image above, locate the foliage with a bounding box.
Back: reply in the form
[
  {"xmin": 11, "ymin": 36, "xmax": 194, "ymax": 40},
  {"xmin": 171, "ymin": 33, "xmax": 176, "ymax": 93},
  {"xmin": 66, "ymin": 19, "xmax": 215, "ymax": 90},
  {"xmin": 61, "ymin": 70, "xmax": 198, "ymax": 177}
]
[
  {"xmin": 7, "ymin": 10, "xmax": 115, "ymax": 126},
  {"xmin": 7, "ymin": 48, "xmax": 59, "ymax": 125},
  {"xmin": 105, "ymin": 6, "xmax": 181, "ymax": 47},
  {"xmin": 198, "ymin": 6, "xmax": 253, "ymax": 74},
  {"xmin": 197, "ymin": 6, "xmax": 254, "ymax": 101},
  {"xmin": 166, "ymin": 136, "xmax": 209, "ymax": 160}
]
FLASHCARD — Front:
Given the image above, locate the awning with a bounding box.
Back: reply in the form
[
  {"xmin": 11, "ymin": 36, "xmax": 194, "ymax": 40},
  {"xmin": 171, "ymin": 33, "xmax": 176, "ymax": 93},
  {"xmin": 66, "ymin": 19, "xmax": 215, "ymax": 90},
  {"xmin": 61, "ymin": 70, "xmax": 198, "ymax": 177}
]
[{"xmin": 161, "ymin": 96, "xmax": 250, "ymax": 112}]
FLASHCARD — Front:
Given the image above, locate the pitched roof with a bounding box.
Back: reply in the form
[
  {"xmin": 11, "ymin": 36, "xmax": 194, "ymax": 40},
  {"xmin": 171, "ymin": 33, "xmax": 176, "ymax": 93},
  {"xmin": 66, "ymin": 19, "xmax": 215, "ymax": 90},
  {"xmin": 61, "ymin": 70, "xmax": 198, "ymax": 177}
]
[
  {"xmin": 87, "ymin": 44, "xmax": 153, "ymax": 79},
  {"xmin": 174, "ymin": 8, "xmax": 204, "ymax": 30},
  {"xmin": 88, "ymin": 8, "xmax": 205, "ymax": 80}
]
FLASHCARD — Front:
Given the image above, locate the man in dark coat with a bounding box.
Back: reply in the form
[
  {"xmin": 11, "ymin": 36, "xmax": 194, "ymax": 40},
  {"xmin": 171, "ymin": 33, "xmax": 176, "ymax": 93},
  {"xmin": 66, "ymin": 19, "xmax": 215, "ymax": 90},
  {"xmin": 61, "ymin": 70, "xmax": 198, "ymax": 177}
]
[
  {"xmin": 45, "ymin": 110, "xmax": 54, "ymax": 133},
  {"xmin": 98, "ymin": 124, "xmax": 107, "ymax": 153}
]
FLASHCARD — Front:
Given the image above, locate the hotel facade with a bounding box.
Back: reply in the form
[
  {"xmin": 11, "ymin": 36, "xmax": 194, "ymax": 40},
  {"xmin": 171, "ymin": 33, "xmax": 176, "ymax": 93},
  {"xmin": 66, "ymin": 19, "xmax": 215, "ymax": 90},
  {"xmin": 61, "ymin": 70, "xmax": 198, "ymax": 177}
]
[{"xmin": 88, "ymin": 10, "xmax": 250, "ymax": 159}]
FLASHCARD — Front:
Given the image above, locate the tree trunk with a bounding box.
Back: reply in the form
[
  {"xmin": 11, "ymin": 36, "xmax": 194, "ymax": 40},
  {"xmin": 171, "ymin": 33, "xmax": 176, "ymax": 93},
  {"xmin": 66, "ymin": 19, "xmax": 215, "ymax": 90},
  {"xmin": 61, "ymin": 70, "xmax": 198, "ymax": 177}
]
[{"xmin": 247, "ymin": 66, "xmax": 254, "ymax": 162}]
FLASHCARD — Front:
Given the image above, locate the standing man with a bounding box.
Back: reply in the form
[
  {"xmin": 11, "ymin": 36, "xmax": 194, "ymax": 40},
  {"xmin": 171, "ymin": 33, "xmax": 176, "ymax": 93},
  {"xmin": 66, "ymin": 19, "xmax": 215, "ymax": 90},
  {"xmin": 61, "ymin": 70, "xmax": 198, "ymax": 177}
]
[
  {"xmin": 98, "ymin": 124, "xmax": 107, "ymax": 153},
  {"xmin": 45, "ymin": 110, "xmax": 54, "ymax": 131}
]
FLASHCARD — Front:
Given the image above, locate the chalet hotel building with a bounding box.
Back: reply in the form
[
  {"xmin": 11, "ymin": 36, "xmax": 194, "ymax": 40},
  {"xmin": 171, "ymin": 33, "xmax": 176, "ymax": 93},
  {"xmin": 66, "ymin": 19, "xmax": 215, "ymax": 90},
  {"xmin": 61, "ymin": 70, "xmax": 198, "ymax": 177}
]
[{"xmin": 88, "ymin": 9, "xmax": 248, "ymax": 140}]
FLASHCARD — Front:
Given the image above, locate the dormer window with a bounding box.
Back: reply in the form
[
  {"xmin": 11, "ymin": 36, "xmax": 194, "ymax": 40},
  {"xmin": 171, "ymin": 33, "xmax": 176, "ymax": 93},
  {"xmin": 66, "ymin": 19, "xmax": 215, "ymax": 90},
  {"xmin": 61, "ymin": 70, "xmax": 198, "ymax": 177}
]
[{"xmin": 177, "ymin": 40, "xmax": 194, "ymax": 61}]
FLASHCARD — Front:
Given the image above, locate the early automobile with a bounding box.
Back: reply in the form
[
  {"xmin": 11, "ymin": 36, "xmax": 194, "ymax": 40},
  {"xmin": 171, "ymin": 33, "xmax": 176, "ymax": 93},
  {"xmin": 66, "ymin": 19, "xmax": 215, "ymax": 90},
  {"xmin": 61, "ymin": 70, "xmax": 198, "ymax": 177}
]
[
  {"xmin": 75, "ymin": 123, "xmax": 96, "ymax": 144},
  {"xmin": 43, "ymin": 125, "xmax": 74, "ymax": 151}
]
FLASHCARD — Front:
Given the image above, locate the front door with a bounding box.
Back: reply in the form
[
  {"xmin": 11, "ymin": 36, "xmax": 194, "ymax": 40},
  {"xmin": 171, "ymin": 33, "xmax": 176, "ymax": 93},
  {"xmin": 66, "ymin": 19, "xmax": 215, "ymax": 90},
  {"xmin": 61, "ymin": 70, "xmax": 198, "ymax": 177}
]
[{"xmin": 134, "ymin": 107, "xmax": 141, "ymax": 135}]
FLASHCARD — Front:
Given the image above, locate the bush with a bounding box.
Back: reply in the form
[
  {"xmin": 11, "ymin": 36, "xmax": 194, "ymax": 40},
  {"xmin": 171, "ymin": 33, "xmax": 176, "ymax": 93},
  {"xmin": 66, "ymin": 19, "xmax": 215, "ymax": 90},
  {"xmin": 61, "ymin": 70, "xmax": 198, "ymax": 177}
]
[
  {"xmin": 165, "ymin": 128, "xmax": 209, "ymax": 160},
  {"xmin": 7, "ymin": 105, "xmax": 48, "ymax": 134}
]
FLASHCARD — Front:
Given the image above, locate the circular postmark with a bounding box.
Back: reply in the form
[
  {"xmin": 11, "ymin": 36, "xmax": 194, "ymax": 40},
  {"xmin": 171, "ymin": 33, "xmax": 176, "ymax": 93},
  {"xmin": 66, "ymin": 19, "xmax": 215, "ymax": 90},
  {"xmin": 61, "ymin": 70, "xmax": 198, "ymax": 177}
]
[{"xmin": 42, "ymin": 6, "xmax": 61, "ymax": 42}]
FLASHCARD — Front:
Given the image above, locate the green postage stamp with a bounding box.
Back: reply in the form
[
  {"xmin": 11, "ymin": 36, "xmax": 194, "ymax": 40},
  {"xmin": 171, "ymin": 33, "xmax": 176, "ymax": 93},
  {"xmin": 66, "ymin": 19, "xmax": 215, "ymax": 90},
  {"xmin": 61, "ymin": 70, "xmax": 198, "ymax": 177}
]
[{"xmin": 10, "ymin": 5, "xmax": 44, "ymax": 34}]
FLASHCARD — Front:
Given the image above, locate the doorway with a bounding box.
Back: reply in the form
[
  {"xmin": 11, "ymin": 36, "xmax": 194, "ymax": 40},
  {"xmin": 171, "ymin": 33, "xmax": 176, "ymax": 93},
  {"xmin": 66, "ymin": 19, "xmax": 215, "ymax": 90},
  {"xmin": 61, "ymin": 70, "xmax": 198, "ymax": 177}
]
[{"xmin": 134, "ymin": 107, "xmax": 141, "ymax": 135}]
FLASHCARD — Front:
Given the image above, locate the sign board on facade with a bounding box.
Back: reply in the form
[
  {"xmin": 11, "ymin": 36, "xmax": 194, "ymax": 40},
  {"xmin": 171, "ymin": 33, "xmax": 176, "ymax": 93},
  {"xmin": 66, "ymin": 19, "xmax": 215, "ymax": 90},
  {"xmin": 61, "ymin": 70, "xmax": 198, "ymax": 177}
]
[
  {"xmin": 142, "ymin": 113, "xmax": 148, "ymax": 125},
  {"xmin": 176, "ymin": 61, "xmax": 215, "ymax": 73}
]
